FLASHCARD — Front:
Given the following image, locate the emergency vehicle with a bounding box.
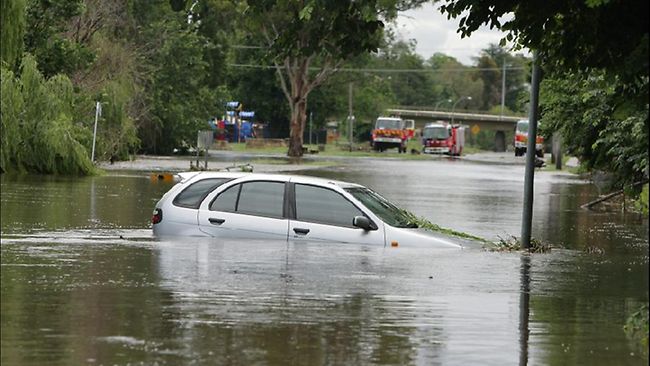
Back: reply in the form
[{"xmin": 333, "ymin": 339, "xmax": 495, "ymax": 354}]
[{"xmin": 421, "ymin": 121, "xmax": 465, "ymax": 156}]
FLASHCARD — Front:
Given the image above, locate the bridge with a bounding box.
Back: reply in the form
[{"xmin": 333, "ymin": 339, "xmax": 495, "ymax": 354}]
[{"xmin": 386, "ymin": 108, "xmax": 526, "ymax": 152}]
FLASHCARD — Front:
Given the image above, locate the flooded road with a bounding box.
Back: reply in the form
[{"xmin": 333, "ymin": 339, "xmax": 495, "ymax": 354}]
[{"xmin": 1, "ymin": 156, "xmax": 648, "ymax": 365}]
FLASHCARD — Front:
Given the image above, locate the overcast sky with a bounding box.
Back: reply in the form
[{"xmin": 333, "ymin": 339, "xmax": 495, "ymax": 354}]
[{"xmin": 395, "ymin": 3, "xmax": 526, "ymax": 65}]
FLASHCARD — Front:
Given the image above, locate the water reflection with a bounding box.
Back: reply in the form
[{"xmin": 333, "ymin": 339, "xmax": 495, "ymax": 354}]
[
  {"xmin": 1, "ymin": 160, "xmax": 648, "ymax": 365},
  {"xmin": 520, "ymin": 255, "xmax": 531, "ymax": 366}
]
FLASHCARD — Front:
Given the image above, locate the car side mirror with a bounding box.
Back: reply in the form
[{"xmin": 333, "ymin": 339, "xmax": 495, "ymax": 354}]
[{"xmin": 353, "ymin": 216, "xmax": 377, "ymax": 231}]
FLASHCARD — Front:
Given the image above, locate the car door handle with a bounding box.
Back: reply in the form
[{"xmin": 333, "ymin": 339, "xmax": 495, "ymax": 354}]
[
  {"xmin": 293, "ymin": 228, "xmax": 310, "ymax": 235},
  {"xmin": 208, "ymin": 218, "xmax": 225, "ymax": 225}
]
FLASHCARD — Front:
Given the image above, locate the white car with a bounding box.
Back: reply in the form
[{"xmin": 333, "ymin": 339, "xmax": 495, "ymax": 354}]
[{"xmin": 152, "ymin": 172, "xmax": 461, "ymax": 248}]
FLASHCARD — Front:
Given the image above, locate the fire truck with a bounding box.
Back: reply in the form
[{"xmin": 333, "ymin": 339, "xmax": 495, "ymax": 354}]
[
  {"xmin": 371, "ymin": 117, "xmax": 408, "ymax": 153},
  {"xmin": 421, "ymin": 121, "xmax": 465, "ymax": 156},
  {"xmin": 514, "ymin": 119, "xmax": 544, "ymax": 157}
]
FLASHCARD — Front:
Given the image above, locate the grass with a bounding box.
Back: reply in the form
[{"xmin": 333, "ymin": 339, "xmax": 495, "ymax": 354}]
[
  {"xmin": 248, "ymin": 158, "xmax": 336, "ymax": 166},
  {"xmin": 488, "ymin": 235, "xmax": 554, "ymax": 253},
  {"xmin": 223, "ymin": 140, "xmax": 489, "ymax": 160},
  {"xmin": 400, "ymin": 210, "xmax": 492, "ymax": 244}
]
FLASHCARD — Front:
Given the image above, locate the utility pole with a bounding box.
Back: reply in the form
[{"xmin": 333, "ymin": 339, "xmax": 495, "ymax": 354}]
[
  {"xmin": 521, "ymin": 52, "xmax": 541, "ymax": 250},
  {"xmin": 500, "ymin": 59, "xmax": 507, "ymax": 119},
  {"xmin": 348, "ymin": 82, "xmax": 353, "ymax": 152},
  {"xmin": 91, "ymin": 101, "xmax": 101, "ymax": 162}
]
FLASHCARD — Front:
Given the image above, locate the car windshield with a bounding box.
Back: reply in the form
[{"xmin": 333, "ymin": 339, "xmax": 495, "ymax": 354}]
[
  {"xmin": 423, "ymin": 126, "xmax": 449, "ymax": 140},
  {"xmin": 345, "ymin": 187, "xmax": 417, "ymax": 228},
  {"xmin": 516, "ymin": 121, "xmax": 529, "ymax": 133},
  {"xmin": 375, "ymin": 118, "xmax": 403, "ymax": 130}
]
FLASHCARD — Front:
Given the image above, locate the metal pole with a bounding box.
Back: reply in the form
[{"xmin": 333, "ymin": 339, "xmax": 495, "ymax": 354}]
[
  {"xmin": 451, "ymin": 96, "xmax": 470, "ymax": 125},
  {"xmin": 501, "ymin": 59, "xmax": 506, "ymax": 119},
  {"xmin": 521, "ymin": 51, "xmax": 541, "ymax": 249},
  {"xmin": 309, "ymin": 112, "xmax": 313, "ymax": 146},
  {"xmin": 348, "ymin": 82, "xmax": 353, "ymax": 152},
  {"xmin": 91, "ymin": 101, "xmax": 101, "ymax": 162}
]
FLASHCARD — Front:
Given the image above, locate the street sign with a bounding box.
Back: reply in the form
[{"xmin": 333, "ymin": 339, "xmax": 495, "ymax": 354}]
[{"xmin": 471, "ymin": 124, "xmax": 481, "ymax": 135}]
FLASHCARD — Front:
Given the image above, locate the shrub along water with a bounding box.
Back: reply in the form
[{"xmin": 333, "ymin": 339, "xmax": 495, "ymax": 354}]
[{"xmin": 1, "ymin": 55, "xmax": 95, "ymax": 175}]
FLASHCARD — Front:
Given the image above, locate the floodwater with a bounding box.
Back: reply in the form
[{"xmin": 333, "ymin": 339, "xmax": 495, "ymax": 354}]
[{"xmin": 1, "ymin": 157, "xmax": 648, "ymax": 365}]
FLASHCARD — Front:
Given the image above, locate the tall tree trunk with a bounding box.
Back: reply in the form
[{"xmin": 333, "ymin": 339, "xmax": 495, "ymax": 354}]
[{"xmin": 288, "ymin": 97, "xmax": 307, "ymax": 157}]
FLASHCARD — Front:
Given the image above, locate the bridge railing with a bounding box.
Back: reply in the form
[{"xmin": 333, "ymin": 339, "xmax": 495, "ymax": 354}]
[
  {"xmin": 389, "ymin": 105, "xmax": 524, "ymax": 117},
  {"xmin": 386, "ymin": 107, "xmax": 525, "ymax": 123}
]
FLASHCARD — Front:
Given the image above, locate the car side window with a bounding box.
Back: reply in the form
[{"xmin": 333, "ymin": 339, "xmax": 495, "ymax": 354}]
[
  {"xmin": 209, "ymin": 181, "xmax": 285, "ymax": 218},
  {"xmin": 237, "ymin": 181, "xmax": 285, "ymax": 218},
  {"xmin": 294, "ymin": 184, "xmax": 363, "ymax": 227},
  {"xmin": 210, "ymin": 183, "xmax": 240, "ymax": 212},
  {"xmin": 173, "ymin": 178, "xmax": 231, "ymax": 209}
]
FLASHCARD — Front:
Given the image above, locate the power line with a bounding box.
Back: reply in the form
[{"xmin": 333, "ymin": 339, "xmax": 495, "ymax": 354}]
[{"xmin": 228, "ymin": 63, "xmax": 526, "ymax": 73}]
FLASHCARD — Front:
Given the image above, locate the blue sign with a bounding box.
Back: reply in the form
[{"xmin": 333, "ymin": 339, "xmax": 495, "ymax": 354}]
[
  {"xmin": 226, "ymin": 101, "xmax": 239, "ymax": 108},
  {"xmin": 240, "ymin": 111, "xmax": 255, "ymax": 118}
]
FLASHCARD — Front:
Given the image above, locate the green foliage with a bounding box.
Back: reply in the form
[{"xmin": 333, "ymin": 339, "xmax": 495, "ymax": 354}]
[
  {"xmin": 624, "ymin": 304, "xmax": 649, "ymax": 358},
  {"xmin": 374, "ymin": 40, "xmax": 434, "ymax": 106},
  {"xmin": 1, "ymin": 55, "xmax": 95, "ymax": 174},
  {"xmin": 1, "ymin": 0, "xmax": 26, "ymax": 69},
  {"xmin": 439, "ymin": 0, "xmax": 648, "ymax": 82},
  {"xmin": 489, "ymin": 235, "xmax": 553, "ymax": 253},
  {"xmin": 24, "ymin": 0, "xmax": 94, "ymax": 78},
  {"xmin": 244, "ymin": 0, "xmax": 411, "ymax": 156},
  {"xmin": 467, "ymin": 130, "xmax": 496, "ymax": 151},
  {"xmin": 427, "ymin": 53, "xmax": 482, "ymax": 109},
  {"xmin": 635, "ymin": 184, "xmax": 649, "ymax": 215},
  {"xmin": 539, "ymin": 71, "xmax": 648, "ymax": 186},
  {"xmin": 400, "ymin": 210, "xmax": 491, "ymax": 243},
  {"xmin": 137, "ymin": 14, "xmax": 221, "ymax": 154}
]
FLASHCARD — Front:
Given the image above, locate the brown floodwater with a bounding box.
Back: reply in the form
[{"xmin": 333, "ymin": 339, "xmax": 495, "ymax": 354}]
[{"xmin": 1, "ymin": 158, "xmax": 648, "ymax": 365}]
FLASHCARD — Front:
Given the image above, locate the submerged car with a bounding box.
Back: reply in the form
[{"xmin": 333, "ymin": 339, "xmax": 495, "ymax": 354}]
[{"xmin": 152, "ymin": 172, "xmax": 461, "ymax": 248}]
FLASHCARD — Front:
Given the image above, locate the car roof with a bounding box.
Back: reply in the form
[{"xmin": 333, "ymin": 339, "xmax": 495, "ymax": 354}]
[
  {"xmin": 178, "ymin": 171, "xmax": 364, "ymax": 189},
  {"xmin": 177, "ymin": 171, "xmax": 248, "ymax": 183}
]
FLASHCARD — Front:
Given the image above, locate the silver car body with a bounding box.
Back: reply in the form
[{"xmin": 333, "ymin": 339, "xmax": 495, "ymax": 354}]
[{"xmin": 153, "ymin": 172, "xmax": 461, "ymax": 248}]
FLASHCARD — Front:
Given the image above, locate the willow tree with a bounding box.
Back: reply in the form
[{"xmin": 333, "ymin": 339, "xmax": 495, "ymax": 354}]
[
  {"xmin": 245, "ymin": 0, "xmax": 417, "ymax": 157},
  {"xmin": 0, "ymin": 0, "xmax": 26, "ymax": 68}
]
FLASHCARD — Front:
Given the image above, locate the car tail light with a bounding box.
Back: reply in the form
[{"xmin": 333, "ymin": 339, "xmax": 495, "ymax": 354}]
[{"xmin": 152, "ymin": 208, "xmax": 163, "ymax": 224}]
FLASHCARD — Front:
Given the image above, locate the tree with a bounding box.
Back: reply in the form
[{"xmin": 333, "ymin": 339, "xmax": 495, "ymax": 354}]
[
  {"xmin": 473, "ymin": 53, "xmax": 500, "ymax": 110},
  {"xmin": 539, "ymin": 71, "xmax": 648, "ymax": 186},
  {"xmin": 244, "ymin": 0, "xmax": 411, "ymax": 157},
  {"xmin": 1, "ymin": 0, "xmax": 26, "ymax": 69},
  {"xmin": 440, "ymin": 0, "xmax": 648, "ymax": 184},
  {"xmin": 439, "ymin": 0, "xmax": 648, "ymax": 80},
  {"xmin": 1, "ymin": 55, "xmax": 94, "ymax": 174},
  {"xmin": 427, "ymin": 53, "xmax": 482, "ymax": 110},
  {"xmin": 373, "ymin": 39, "xmax": 434, "ymax": 107},
  {"xmin": 23, "ymin": 0, "xmax": 95, "ymax": 78}
]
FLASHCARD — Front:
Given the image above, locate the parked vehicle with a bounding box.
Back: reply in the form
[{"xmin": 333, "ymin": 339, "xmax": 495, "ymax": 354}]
[
  {"xmin": 514, "ymin": 119, "xmax": 544, "ymax": 157},
  {"xmin": 370, "ymin": 117, "xmax": 408, "ymax": 153},
  {"xmin": 152, "ymin": 172, "xmax": 461, "ymax": 248},
  {"xmin": 421, "ymin": 122, "xmax": 465, "ymax": 156}
]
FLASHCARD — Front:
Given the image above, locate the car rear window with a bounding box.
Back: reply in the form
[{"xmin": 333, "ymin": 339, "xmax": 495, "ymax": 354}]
[
  {"xmin": 237, "ymin": 181, "xmax": 285, "ymax": 218},
  {"xmin": 210, "ymin": 181, "xmax": 285, "ymax": 218},
  {"xmin": 173, "ymin": 178, "xmax": 231, "ymax": 209}
]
